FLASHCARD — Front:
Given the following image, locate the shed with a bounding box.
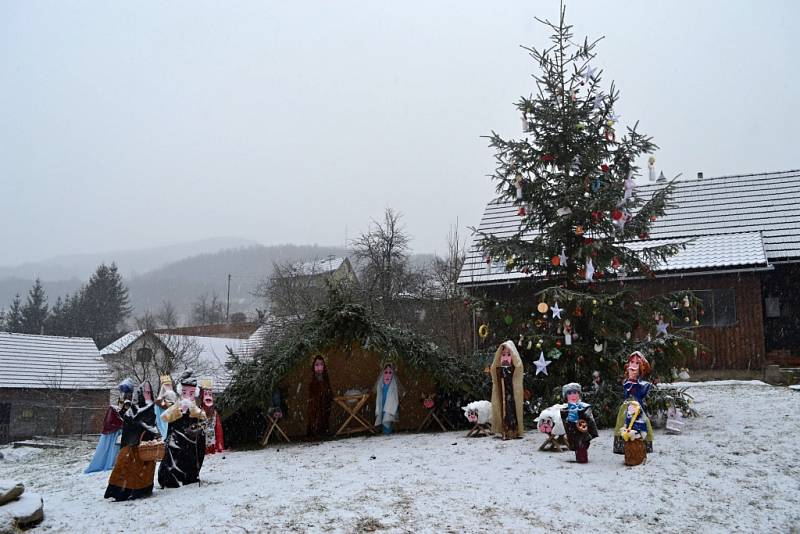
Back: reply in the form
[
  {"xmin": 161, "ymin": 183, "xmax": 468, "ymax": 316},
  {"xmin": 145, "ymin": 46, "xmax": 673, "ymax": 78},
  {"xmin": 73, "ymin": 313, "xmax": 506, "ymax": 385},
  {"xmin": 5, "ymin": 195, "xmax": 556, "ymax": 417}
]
[{"xmin": 0, "ymin": 332, "xmax": 110, "ymax": 443}]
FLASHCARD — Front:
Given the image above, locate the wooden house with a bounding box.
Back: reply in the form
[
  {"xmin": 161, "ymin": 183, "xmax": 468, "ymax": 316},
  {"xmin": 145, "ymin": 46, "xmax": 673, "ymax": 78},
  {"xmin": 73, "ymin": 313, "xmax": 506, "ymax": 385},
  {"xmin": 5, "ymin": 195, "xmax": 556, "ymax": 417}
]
[
  {"xmin": 458, "ymin": 169, "xmax": 800, "ymax": 370},
  {"xmin": 0, "ymin": 332, "xmax": 111, "ymax": 443}
]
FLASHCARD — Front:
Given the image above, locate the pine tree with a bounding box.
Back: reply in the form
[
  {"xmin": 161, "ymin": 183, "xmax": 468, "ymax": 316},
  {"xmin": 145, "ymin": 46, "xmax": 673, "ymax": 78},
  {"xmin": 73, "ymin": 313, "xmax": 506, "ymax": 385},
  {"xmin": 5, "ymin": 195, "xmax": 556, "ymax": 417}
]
[
  {"xmin": 82, "ymin": 263, "xmax": 132, "ymax": 346},
  {"xmin": 4, "ymin": 294, "xmax": 24, "ymax": 333},
  {"xmin": 475, "ymin": 7, "xmax": 700, "ymax": 414},
  {"xmin": 20, "ymin": 278, "xmax": 48, "ymax": 334}
]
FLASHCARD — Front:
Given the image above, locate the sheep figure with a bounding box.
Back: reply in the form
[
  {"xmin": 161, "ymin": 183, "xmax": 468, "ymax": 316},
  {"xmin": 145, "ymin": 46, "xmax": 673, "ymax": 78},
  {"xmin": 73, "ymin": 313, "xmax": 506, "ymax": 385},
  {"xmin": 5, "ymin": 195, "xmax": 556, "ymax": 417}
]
[
  {"xmin": 535, "ymin": 403, "xmax": 570, "ymax": 452},
  {"xmin": 463, "ymin": 400, "xmax": 493, "ymax": 437}
]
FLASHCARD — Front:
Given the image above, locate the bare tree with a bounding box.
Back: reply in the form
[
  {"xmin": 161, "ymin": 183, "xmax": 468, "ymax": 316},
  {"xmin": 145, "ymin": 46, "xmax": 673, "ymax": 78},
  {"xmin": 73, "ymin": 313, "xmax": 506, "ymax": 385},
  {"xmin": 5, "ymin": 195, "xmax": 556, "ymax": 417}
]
[
  {"xmin": 255, "ymin": 260, "xmax": 325, "ymax": 319},
  {"xmin": 432, "ymin": 224, "xmax": 467, "ymax": 298},
  {"xmin": 105, "ymin": 333, "xmax": 205, "ymax": 386},
  {"xmin": 157, "ymin": 301, "xmax": 178, "ymax": 329},
  {"xmin": 351, "ymin": 208, "xmax": 414, "ymax": 317},
  {"xmin": 190, "ymin": 293, "xmax": 225, "ymax": 325},
  {"xmin": 134, "ymin": 311, "xmax": 159, "ymax": 331},
  {"xmin": 430, "ymin": 225, "xmax": 472, "ymax": 355}
]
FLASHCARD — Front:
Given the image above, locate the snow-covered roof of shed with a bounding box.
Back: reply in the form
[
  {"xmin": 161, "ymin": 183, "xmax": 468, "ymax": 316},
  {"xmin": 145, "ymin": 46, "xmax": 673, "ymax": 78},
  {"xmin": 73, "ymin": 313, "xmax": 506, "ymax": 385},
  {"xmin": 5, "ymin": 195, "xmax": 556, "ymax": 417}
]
[
  {"xmin": 99, "ymin": 330, "xmax": 143, "ymax": 356},
  {"xmin": 0, "ymin": 332, "xmax": 111, "ymax": 389},
  {"xmin": 458, "ymin": 169, "xmax": 797, "ymax": 286}
]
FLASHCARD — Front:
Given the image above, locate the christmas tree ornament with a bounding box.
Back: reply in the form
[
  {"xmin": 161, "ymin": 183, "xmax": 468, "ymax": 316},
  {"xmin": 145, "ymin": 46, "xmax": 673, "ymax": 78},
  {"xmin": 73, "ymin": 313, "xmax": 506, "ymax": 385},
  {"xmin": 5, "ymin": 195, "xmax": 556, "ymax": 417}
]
[
  {"xmin": 683, "ymin": 295, "xmax": 691, "ymax": 308},
  {"xmin": 478, "ymin": 324, "xmax": 490, "ymax": 339},
  {"xmin": 647, "ymin": 155, "xmax": 656, "ymax": 181},
  {"xmin": 594, "ymin": 341, "xmax": 604, "ymax": 352},
  {"xmin": 655, "ymin": 318, "xmax": 669, "ymax": 336},
  {"xmin": 559, "ymin": 383, "xmax": 599, "ymax": 463},
  {"xmin": 563, "ymin": 320, "xmax": 573, "ymax": 345},
  {"xmin": 521, "ymin": 115, "xmax": 529, "ymax": 133},
  {"xmin": 604, "ymin": 127, "xmax": 615, "ymax": 142},
  {"xmin": 504, "ymin": 314, "xmax": 514, "ymax": 326},
  {"xmin": 611, "ymin": 256, "xmax": 621, "ymax": 269},
  {"xmin": 559, "ymin": 249, "xmax": 568, "ymax": 267},
  {"xmin": 515, "ymin": 174, "xmax": 524, "ymax": 200},
  {"xmin": 623, "ymin": 172, "xmax": 635, "ymax": 201},
  {"xmin": 505, "ymin": 257, "xmax": 516, "ymax": 271},
  {"xmin": 548, "ymin": 348, "xmax": 562, "ymax": 360},
  {"xmin": 592, "ymin": 176, "xmax": 602, "ymax": 193},
  {"xmin": 551, "ymin": 302, "xmax": 562, "ymax": 319},
  {"xmin": 585, "ymin": 259, "xmax": 595, "ymax": 281},
  {"xmin": 600, "ymin": 163, "xmax": 610, "ymax": 173},
  {"xmin": 527, "ymin": 339, "xmax": 533, "ymax": 350},
  {"xmin": 557, "ymin": 207, "xmax": 572, "ymax": 217},
  {"xmin": 551, "ymin": 255, "xmax": 561, "ymax": 266},
  {"xmin": 649, "ymin": 215, "xmax": 657, "ymax": 222},
  {"xmin": 583, "ymin": 64, "xmax": 597, "ymax": 82},
  {"xmin": 518, "ymin": 206, "xmax": 526, "ymax": 217},
  {"xmin": 537, "ymin": 302, "xmax": 549, "ymax": 314},
  {"xmin": 575, "ymin": 225, "xmax": 585, "ymax": 236},
  {"xmin": 534, "ymin": 351, "xmax": 552, "ymax": 375},
  {"xmin": 658, "ymin": 171, "xmax": 666, "ymax": 181}
]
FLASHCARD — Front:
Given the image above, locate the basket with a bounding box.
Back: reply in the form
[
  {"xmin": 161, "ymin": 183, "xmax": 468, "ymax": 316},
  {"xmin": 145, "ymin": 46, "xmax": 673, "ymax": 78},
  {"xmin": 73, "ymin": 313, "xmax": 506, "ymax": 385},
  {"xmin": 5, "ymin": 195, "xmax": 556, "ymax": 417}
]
[
  {"xmin": 138, "ymin": 435, "xmax": 165, "ymax": 462},
  {"xmin": 623, "ymin": 439, "xmax": 646, "ymax": 466}
]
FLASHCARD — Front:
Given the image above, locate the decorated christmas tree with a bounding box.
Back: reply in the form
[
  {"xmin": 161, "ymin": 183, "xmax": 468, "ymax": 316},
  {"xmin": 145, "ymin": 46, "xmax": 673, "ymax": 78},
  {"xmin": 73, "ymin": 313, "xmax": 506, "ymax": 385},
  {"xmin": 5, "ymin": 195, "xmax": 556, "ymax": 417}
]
[{"xmin": 473, "ymin": 6, "xmax": 701, "ymax": 418}]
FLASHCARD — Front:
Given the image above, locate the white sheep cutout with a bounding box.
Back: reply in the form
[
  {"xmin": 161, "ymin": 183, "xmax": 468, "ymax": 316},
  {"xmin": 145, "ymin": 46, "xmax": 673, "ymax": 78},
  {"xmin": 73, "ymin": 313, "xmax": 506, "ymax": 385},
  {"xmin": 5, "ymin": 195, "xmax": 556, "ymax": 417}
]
[
  {"xmin": 534, "ymin": 403, "xmax": 570, "ymax": 452},
  {"xmin": 463, "ymin": 400, "xmax": 493, "ymax": 437}
]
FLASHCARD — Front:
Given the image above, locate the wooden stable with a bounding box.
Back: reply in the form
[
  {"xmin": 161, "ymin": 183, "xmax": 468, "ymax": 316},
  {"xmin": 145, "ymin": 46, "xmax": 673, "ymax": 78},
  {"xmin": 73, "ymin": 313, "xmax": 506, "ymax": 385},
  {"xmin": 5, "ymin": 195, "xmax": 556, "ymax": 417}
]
[{"xmin": 270, "ymin": 344, "xmax": 437, "ymax": 439}]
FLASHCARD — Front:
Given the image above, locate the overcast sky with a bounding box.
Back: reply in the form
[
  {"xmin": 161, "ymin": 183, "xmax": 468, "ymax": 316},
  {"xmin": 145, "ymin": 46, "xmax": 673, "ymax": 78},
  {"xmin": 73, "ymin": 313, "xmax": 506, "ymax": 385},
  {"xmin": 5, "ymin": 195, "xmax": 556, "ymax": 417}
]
[{"xmin": 2, "ymin": 0, "xmax": 797, "ymax": 265}]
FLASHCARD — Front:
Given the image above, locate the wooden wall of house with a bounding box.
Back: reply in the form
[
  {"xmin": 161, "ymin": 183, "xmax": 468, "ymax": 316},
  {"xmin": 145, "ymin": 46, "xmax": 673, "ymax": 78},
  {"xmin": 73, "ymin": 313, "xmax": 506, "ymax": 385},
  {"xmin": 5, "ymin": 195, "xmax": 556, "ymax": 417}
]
[
  {"xmin": 467, "ymin": 271, "xmax": 766, "ymax": 371},
  {"xmin": 0, "ymin": 388, "xmax": 109, "ymax": 443},
  {"xmin": 275, "ymin": 344, "xmax": 437, "ymax": 439},
  {"xmin": 629, "ymin": 272, "xmax": 765, "ymax": 370}
]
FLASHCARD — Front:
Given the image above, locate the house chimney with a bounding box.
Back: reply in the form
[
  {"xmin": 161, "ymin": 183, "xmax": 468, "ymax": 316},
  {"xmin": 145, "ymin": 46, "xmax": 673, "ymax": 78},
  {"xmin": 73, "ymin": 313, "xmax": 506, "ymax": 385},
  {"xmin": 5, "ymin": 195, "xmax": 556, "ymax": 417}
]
[
  {"xmin": 657, "ymin": 171, "xmax": 666, "ymax": 182},
  {"xmin": 697, "ymin": 171, "xmax": 703, "ymax": 179}
]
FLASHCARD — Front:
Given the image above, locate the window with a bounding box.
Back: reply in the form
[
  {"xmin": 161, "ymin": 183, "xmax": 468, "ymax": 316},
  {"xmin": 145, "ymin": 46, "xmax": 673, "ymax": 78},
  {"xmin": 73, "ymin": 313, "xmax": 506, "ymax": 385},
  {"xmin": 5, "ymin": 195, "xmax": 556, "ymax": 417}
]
[{"xmin": 693, "ymin": 289, "xmax": 736, "ymax": 327}]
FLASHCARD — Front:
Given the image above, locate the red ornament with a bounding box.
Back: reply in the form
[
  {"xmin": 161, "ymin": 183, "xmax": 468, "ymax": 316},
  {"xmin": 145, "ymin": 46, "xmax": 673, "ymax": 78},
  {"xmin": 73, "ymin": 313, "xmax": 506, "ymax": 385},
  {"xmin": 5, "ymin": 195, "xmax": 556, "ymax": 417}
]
[
  {"xmin": 591, "ymin": 250, "xmax": 598, "ymax": 257},
  {"xmin": 574, "ymin": 306, "xmax": 583, "ymax": 317},
  {"xmin": 611, "ymin": 209, "xmax": 623, "ymax": 221},
  {"xmin": 600, "ymin": 164, "xmax": 610, "ymax": 173},
  {"xmin": 583, "ymin": 237, "xmax": 594, "ymax": 245},
  {"xmin": 551, "ymin": 256, "xmax": 561, "ymax": 266},
  {"xmin": 595, "ymin": 271, "xmax": 604, "ymax": 279},
  {"xmin": 591, "ymin": 211, "xmax": 603, "ymax": 223},
  {"xmin": 555, "ymin": 340, "xmax": 562, "ymax": 348},
  {"xmin": 541, "ymin": 154, "xmax": 555, "ymax": 162},
  {"xmin": 639, "ymin": 231, "xmax": 649, "ymax": 239},
  {"xmin": 518, "ymin": 206, "xmax": 526, "ymax": 216},
  {"xmin": 611, "ymin": 257, "xmax": 621, "ymax": 269},
  {"xmin": 650, "ymin": 216, "xmax": 657, "ymax": 222}
]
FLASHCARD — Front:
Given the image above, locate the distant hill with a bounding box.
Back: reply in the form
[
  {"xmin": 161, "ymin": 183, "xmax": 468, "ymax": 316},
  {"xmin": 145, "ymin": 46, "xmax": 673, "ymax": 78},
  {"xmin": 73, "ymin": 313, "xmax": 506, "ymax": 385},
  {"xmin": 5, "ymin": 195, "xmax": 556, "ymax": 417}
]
[
  {"xmin": 125, "ymin": 244, "xmax": 351, "ymax": 321},
  {"xmin": 0, "ymin": 241, "xmax": 437, "ymax": 325},
  {"xmin": 0, "ymin": 237, "xmax": 259, "ymax": 280}
]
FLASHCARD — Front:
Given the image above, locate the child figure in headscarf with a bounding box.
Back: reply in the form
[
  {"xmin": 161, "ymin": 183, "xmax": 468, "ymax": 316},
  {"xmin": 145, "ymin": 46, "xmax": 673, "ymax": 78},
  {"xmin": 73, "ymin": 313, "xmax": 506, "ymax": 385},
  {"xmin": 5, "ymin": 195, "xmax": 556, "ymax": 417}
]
[
  {"xmin": 559, "ymin": 382, "xmax": 598, "ymax": 463},
  {"xmin": 490, "ymin": 341, "xmax": 525, "ymax": 439},
  {"xmin": 306, "ymin": 355, "xmax": 332, "ymax": 439},
  {"xmin": 199, "ymin": 379, "xmax": 225, "ymax": 454},
  {"xmin": 84, "ymin": 378, "xmax": 133, "ymax": 474},
  {"xmin": 375, "ymin": 364, "xmax": 403, "ymax": 435},
  {"xmin": 104, "ymin": 381, "xmax": 160, "ymax": 501}
]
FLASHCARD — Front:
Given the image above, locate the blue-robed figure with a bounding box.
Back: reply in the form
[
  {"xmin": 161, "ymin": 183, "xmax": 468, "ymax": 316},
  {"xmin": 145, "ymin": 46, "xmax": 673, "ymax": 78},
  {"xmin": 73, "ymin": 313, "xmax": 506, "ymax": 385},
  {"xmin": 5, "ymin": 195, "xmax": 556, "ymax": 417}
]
[
  {"xmin": 84, "ymin": 378, "xmax": 134, "ymax": 474},
  {"xmin": 375, "ymin": 364, "xmax": 402, "ymax": 435}
]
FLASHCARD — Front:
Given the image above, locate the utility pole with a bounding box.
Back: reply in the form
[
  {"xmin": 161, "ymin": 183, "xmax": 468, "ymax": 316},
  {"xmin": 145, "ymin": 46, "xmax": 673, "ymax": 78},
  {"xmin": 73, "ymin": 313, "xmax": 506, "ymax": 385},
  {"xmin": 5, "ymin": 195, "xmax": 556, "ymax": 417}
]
[{"xmin": 226, "ymin": 274, "xmax": 231, "ymax": 322}]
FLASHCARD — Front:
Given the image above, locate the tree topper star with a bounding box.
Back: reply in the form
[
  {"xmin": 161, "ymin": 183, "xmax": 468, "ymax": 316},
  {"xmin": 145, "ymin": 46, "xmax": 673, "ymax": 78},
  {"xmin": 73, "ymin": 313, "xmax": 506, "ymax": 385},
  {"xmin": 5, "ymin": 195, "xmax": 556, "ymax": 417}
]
[{"xmin": 534, "ymin": 351, "xmax": 552, "ymax": 375}]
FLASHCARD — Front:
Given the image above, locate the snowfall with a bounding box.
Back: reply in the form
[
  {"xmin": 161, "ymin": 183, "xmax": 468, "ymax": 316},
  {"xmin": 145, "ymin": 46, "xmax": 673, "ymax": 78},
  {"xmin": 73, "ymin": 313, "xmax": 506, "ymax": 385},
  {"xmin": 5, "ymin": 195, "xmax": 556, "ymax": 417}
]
[{"xmin": 2, "ymin": 381, "xmax": 799, "ymax": 533}]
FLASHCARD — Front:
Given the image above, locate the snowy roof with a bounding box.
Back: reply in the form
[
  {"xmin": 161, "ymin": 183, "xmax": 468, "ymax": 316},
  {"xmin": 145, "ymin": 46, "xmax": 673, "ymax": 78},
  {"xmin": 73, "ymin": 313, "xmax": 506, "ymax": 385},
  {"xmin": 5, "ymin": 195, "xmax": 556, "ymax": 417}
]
[
  {"xmin": 458, "ymin": 169, "xmax": 798, "ymax": 286},
  {"xmin": 98, "ymin": 330, "xmax": 143, "ymax": 356},
  {"xmin": 297, "ymin": 257, "xmax": 347, "ymax": 276},
  {"xmin": 0, "ymin": 332, "xmax": 111, "ymax": 390}
]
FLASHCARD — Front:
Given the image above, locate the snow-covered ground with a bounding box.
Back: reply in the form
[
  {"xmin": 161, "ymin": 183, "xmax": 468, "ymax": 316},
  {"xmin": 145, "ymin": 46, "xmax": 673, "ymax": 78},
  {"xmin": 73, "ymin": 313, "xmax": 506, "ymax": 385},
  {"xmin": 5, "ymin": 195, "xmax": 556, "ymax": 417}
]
[{"xmin": 2, "ymin": 382, "xmax": 799, "ymax": 533}]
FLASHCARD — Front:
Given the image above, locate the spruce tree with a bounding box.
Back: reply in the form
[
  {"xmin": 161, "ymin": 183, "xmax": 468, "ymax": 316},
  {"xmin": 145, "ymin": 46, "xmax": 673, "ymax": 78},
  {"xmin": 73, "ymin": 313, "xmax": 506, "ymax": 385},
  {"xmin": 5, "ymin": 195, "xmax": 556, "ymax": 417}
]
[
  {"xmin": 21, "ymin": 278, "xmax": 49, "ymax": 334},
  {"xmin": 475, "ymin": 7, "xmax": 700, "ymax": 416},
  {"xmin": 82, "ymin": 263, "xmax": 132, "ymax": 345},
  {"xmin": 4, "ymin": 294, "xmax": 24, "ymax": 333}
]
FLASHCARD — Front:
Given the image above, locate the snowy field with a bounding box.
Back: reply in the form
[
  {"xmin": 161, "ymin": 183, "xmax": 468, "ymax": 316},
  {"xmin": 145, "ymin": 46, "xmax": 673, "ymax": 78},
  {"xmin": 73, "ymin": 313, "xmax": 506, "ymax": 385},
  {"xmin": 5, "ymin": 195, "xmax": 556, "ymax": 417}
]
[{"xmin": 2, "ymin": 382, "xmax": 799, "ymax": 533}]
